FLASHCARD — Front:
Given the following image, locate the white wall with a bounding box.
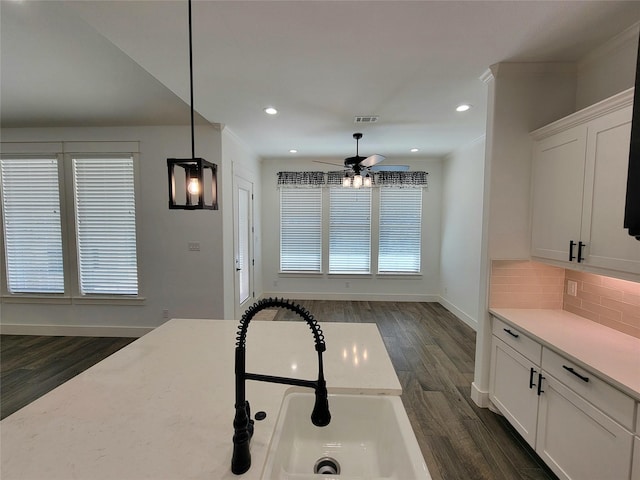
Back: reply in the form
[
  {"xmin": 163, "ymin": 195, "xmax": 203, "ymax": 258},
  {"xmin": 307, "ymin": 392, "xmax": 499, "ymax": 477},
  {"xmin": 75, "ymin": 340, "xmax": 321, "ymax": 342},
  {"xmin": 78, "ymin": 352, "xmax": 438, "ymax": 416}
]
[
  {"xmin": 260, "ymin": 157, "xmax": 442, "ymax": 301},
  {"xmin": 440, "ymin": 136, "xmax": 485, "ymax": 329},
  {"xmin": 576, "ymin": 24, "xmax": 639, "ymax": 110},
  {"xmin": 0, "ymin": 124, "xmax": 227, "ymax": 335}
]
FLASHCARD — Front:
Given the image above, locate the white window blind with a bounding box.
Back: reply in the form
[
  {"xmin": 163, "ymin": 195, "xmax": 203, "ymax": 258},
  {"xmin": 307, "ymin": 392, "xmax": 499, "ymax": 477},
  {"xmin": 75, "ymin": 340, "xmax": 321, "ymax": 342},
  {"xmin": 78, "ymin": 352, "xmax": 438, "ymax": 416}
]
[
  {"xmin": 73, "ymin": 156, "xmax": 139, "ymax": 295},
  {"xmin": 329, "ymin": 187, "xmax": 371, "ymax": 274},
  {"xmin": 280, "ymin": 188, "xmax": 322, "ymax": 272},
  {"xmin": 379, "ymin": 187, "xmax": 422, "ymax": 273},
  {"xmin": 0, "ymin": 158, "xmax": 65, "ymax": 293}
]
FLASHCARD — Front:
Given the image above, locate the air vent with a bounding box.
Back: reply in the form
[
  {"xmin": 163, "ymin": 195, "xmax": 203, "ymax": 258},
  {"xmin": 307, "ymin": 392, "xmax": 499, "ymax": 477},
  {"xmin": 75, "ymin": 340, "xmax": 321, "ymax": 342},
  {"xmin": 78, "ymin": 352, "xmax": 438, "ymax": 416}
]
[{"xmin": 354, "ymin": 115, "xmax": 379, "ymax": 124}]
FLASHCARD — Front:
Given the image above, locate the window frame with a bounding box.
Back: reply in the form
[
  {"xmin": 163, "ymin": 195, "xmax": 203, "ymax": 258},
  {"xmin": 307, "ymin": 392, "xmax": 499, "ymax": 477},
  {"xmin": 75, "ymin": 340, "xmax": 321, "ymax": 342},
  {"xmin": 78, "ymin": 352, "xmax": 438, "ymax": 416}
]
[
  {"xmin": 0, "ymin": 153, "xmax": 70, "ymax": 301},
  {"xmin": 378, "ymin": 187, "xmax": 423, "ymax": 275},
  {"xmin": 278, "ymin": 183, "xmax": 424, "ymax": 277},
  {"xmin": 0, "ymin": 143, "xmax": 144, "ymax": 304},
  {"xmin": 328, "ymin": 186, "xmax": 372, "ymax": 274},
  {"xmin": 279, "ymin": 187, "xmax": 323, "ymax": 274}
]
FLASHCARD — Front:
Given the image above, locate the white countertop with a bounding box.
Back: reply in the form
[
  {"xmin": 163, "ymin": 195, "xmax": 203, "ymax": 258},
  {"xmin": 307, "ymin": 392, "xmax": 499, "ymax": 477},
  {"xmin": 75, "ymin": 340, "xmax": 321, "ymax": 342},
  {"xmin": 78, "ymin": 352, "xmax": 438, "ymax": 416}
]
[
  {"xmin": 1, "ymin": 319, "xmax": 401, "ymax": 480},
  {"xmin": 490, "ymin": 308, "xmax": 640, "ymax": 400}
]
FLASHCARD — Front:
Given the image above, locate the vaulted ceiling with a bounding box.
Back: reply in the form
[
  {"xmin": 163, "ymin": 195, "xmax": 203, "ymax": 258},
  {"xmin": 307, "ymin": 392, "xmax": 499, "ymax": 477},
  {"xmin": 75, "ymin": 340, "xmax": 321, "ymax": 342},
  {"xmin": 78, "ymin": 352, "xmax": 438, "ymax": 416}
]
[{"xmin": 2, "ymin": 1, "xmax": 640, "ymax": 160}]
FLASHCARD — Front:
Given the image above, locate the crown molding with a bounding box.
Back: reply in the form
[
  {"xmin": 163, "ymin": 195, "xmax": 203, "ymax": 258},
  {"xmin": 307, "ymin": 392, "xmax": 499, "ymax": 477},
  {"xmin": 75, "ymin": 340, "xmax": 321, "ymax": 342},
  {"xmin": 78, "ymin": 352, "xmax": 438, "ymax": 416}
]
[{"xmin": 530, "ymin": 87, "xmax": 634, "ymax": 140}]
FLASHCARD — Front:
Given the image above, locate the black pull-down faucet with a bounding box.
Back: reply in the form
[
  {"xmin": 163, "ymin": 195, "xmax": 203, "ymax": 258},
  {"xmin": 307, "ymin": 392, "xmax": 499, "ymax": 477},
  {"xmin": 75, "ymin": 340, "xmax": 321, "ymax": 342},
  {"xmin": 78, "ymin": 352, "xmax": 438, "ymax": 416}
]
[{"xmin": 231, "ymin": 298, "xmax": 331, "ymax": 475}]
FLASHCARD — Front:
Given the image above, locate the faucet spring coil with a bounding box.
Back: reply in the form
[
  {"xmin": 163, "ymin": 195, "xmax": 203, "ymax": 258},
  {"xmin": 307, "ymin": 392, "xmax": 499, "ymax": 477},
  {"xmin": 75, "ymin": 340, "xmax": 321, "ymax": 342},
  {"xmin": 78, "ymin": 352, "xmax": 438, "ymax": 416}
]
[{"xmin": 236, "ymin": 298, "xmax": 326, "ymax": 351}]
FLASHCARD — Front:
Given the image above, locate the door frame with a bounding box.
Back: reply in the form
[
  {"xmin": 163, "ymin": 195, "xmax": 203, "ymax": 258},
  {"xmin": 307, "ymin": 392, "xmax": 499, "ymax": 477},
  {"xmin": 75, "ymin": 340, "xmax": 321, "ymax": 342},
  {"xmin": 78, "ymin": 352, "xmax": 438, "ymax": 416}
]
[{"xmin": 233, "ymin": 175, "xmax": 255, "ymax": 319}]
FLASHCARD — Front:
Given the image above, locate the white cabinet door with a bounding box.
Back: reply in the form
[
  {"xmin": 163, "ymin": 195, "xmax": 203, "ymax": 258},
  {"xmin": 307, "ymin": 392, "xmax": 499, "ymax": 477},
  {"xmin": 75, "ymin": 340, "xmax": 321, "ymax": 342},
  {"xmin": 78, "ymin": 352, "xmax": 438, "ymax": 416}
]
[
  {"xmin": 581, "ymin": 105, "xmax": 640, "ymax": 274},
  {"xmin": 632, "ymin": 437, "xmax": 640, "ymax": 480},
  {"xmin": 489, "ymin": 337, "xmax": 540, "ymax": 447},
  {"xmin": 536, "ymin": 373, "xmax": 633, "ymax": 480},
  {"xmin": 531, "ymin": 125, "xmax": 587, "ymax": 263}
]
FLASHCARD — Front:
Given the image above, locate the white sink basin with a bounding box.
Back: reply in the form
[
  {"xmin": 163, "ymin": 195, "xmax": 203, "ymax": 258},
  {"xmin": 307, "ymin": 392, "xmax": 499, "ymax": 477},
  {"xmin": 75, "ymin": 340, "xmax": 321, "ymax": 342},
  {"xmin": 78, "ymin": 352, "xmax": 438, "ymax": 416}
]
[{"xmin": 261, "ymin": 392, "xmax": 431, "ymax": 479}]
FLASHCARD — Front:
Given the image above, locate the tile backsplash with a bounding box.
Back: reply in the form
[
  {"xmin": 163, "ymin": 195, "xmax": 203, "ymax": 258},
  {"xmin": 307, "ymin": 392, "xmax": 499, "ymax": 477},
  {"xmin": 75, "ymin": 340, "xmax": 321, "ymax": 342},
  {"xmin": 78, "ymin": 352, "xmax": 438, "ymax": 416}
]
[
  {"xmin": 563, "ymin": 270, "xmax": 640, "ymax": 339},
  {"xmin": 490, "ymin": 260, "xmax": 565, "ymax": 309},
  {"xmin": 489, "ymin": 260, "xmax": 640, "ymax": 339}
]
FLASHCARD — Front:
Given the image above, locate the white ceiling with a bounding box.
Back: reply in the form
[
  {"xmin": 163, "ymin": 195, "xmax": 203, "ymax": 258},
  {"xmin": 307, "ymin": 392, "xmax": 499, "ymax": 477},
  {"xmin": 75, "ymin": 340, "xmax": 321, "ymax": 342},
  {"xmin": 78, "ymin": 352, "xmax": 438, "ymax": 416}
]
[{"xmin": 2, "ymin": 0, "xmax": 640, "ymax": 160}]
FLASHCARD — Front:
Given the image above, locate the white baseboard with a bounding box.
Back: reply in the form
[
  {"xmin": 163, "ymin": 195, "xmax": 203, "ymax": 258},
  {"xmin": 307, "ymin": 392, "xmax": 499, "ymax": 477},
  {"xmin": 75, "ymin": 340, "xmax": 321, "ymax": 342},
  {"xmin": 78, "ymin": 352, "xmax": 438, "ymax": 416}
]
[
  {"xmin": 260, "ymin": 292, "xmax": 439, "ymax": 302},
  {"xmin": 437, "ymin": 297, "xmax": 478, "ymax": 331},
  {"xmin": 471, "ymin": 381, "xmax": 490, "ymax": 408},
  {"xmin": 0, "ymin": 323, "xmax": 152, "ymax": 337}
]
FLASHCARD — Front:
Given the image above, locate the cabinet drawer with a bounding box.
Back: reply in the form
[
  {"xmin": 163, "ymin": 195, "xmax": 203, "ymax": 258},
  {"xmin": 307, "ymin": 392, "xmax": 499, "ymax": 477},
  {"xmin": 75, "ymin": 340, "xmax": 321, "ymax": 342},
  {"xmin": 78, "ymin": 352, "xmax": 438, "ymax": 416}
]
[
  {"xmin": 542, "ymin": 347, "xmax": 635, "ymax": 430},
  {"xmin": 492, "ymin": 317, "xmax": 542, "ymax": 364}
]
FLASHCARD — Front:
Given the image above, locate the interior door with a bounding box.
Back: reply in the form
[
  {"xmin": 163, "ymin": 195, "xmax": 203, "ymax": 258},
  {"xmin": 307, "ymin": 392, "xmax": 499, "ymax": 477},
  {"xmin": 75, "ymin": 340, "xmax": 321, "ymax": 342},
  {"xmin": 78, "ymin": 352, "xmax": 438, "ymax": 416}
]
[{"xmin": 234, "ymin": 176, "xmax": 254, "ymax": 318}]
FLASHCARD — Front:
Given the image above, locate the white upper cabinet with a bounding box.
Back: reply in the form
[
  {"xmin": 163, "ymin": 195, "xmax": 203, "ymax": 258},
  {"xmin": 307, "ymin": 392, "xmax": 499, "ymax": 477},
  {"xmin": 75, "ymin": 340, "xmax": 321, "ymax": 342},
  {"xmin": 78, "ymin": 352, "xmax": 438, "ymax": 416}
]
[
  {"xmin": 582, "ymin": 106, "xmax": 640, "ymax": 274},
  {"xmin": 531, "ymin": 125, "xmax": 587, "ymax": 262},
  {"xmin": 530, "ymin": 88, "xmax": 640, "ymax": 279}
]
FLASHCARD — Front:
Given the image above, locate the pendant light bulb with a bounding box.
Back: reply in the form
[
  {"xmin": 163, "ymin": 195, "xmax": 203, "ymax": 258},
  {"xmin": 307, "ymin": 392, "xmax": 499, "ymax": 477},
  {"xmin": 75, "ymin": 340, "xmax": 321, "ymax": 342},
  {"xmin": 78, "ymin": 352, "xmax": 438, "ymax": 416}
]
[
  {"xmin": 187, "ymin": 177, "xmax": 200, "ymax": 195},
  {"xmin": 363, "ymin": 173, "xmax": 372, "ymax": 188},
  {"xmin": 342, "ymin": 174, "xmax": 351, "ymax": 188},
  {"xmin": 353, "ymin": 174, "xmax": 363, "ymax": 189}
]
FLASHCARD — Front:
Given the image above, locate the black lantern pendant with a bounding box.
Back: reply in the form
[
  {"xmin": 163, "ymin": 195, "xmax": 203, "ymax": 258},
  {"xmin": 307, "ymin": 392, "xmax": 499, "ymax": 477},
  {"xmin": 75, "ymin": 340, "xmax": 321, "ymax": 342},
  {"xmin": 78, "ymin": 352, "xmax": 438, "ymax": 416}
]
[
  {"xmin": 167, "ymin": 0, "xmax": 218, "ymax": 210},
  {"xmin": 167, "ymin": 158, "xmax": 217, "ymax": 209}
]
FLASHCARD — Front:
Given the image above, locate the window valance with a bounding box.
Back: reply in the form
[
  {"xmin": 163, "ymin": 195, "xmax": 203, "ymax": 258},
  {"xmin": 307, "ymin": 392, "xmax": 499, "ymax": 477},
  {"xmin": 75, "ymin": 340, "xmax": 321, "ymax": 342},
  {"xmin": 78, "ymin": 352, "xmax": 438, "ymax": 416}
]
[
  {"xmin": 277, "ymin": 170, "xmax": 428, "ymax": 188},
  {"xmin": 277, "ymin": 171, "xmax": 326, "ymax": 187},
  {"xmin": 375, "ymin": 171, "xmax": 428, "ymax": 187}
]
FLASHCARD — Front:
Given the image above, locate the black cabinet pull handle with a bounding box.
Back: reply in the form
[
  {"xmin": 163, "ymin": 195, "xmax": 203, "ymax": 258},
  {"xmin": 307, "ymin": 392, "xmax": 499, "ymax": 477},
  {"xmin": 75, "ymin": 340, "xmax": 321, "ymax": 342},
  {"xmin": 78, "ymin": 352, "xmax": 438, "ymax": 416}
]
[
  {"xmin": 569, "ymin": 240, "xmax": 576, "ymax": 261},
  {"xmin": 577, "ymin": 242, "xmax": 585, "ymax": 263},
  {"xmin": 529, "ymin": 367, "xmax": 537, "ymax": 389},
  {"xmin": 503, "ymin": 328, "xmax": 519, "ymax": 338},
  {"xmin": 537, "ymin": 373, "xmax": 545, "ymax": 396},
  {"xmin": 563, "ymin": 365, "xmax": 589, "ymax": 382}
]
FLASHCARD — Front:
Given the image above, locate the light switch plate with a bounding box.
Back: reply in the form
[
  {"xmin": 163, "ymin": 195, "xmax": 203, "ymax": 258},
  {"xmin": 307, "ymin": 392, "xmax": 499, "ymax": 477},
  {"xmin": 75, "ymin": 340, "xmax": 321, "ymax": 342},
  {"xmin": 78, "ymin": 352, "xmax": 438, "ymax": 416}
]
[
  {"xmin": 567, "ymin": 280, "xmax": 578, "ymax": 297},
  {"xmin": 188, "ymin": 241, "xmax": 200, "ymax": 252}
]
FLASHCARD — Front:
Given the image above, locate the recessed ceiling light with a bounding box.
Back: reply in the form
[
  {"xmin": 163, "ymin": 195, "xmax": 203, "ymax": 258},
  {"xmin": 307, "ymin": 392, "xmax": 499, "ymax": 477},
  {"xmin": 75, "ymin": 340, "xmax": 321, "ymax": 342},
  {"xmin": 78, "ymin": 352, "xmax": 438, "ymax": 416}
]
[
  {"xmin": 264, "ymin": 107, "xmax": 278, "ymax": 115},
  {"xmin": 456, "ymin": 104, "xmax": 471, "ymax": 112},
  {"xmin": 410, "ymin": 148, "xmax": 419, "ymax": 153},
  {"xmin": 289, "ymin": 149, "xmax": 298, "ymax": 154}
]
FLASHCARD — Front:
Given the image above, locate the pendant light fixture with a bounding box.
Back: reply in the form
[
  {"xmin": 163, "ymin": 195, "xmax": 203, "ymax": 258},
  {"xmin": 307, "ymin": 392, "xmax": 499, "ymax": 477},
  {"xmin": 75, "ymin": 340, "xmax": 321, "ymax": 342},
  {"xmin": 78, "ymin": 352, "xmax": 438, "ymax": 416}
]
[{"xmin": 167, "ymin": 0, "xmax": 218, "ymax": 210}]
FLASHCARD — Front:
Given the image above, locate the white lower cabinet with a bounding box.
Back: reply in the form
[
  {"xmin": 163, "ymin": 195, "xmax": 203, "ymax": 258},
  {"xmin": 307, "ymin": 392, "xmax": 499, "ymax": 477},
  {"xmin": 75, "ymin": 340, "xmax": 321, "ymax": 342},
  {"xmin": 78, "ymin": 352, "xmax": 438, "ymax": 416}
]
[
  {"xmin": 489, "ymin": 317, "xmax": 636, "ymax": 480},
  {"xmin": 537, "ymin": 374, "xmax": 632, "ymax": 480},
  {"xmin": 489, "ymin": 338, "xmax": 540, "ymax": 447}
]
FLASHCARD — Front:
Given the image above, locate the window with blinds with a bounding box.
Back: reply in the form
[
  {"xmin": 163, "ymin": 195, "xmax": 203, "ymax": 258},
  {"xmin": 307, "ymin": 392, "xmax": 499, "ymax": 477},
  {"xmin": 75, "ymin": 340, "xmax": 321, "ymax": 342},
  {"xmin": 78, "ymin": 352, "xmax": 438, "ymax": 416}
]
[
  {"xmin": 280, "ymin": 188, "xmax": 322, "ymax": 272},
  {"xmin": 73, "ymin": 156, "xmax": 139, "ymax": 295},
  {"xmin": 0, "ymin": 158, "xmax": 65, "ymax": 293},
  {"xmin": 379, "ymin": 187, "xmax": 422, "ymax": 273},
  {"xmin": 329, "ymin": 187, "xmax": 371, "ymax": 274}
]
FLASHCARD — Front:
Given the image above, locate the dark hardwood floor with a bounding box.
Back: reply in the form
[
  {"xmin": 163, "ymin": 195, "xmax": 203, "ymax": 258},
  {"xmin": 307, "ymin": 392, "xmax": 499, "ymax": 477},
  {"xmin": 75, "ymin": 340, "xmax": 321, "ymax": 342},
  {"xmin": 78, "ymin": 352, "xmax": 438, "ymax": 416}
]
[
  {"xmin": 1, "ymin": 335, "xmax": 134, "ymax": 419},
  {"xmin": 0, "ymin": 301, "xmax": 558, "ymax": 480}
]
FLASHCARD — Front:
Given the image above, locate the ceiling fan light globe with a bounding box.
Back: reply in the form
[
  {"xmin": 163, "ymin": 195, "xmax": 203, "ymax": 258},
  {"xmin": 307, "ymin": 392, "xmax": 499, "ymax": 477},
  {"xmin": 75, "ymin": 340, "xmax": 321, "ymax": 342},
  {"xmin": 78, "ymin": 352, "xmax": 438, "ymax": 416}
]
[{"xmin": 353, "ymin": 174, "xmax": 363, "ymax": 189}]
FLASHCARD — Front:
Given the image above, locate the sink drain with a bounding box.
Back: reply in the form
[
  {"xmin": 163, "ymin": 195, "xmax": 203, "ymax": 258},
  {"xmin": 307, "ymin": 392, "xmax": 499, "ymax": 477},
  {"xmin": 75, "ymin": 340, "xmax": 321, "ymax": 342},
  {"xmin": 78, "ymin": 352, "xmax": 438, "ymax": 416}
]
[{"xmin": 314, "ymin": 456, "xmax": 341, "ymax": 475}]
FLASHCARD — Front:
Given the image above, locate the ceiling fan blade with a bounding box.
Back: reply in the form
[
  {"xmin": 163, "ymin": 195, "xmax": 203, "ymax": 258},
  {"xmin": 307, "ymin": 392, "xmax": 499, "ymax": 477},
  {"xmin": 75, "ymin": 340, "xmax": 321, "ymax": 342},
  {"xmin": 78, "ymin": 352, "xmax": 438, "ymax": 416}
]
[
  {"xmin": 370, "ymin": 165, "xmax": 410, "ymax": 172},
  {"xmin": 313, "ymin": 160, "xmax": 344, "ymax": 166},
  {"xmin": 359, "ymin": 154, "xmax": 385, "ymax": 167}
]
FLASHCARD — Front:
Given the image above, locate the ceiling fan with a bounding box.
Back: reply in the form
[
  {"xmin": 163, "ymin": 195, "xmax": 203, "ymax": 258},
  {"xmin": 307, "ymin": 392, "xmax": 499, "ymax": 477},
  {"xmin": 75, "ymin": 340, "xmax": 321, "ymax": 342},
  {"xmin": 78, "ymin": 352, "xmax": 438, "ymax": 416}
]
[
  {"xmin": 314, "ymin": 133, "xmax": 409, "ymax": 173},
  {"xmin": 343, "ymin": 132, "xmax": 385, "ymax": 174}
]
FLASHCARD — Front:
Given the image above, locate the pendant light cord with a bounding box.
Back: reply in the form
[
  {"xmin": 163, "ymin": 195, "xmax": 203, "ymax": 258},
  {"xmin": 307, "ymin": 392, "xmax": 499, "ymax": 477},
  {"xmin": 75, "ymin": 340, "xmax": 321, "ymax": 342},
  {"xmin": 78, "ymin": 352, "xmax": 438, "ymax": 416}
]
[{"xmin": 188, "ymin": 0, "xmax": 195, "ymax": 159}]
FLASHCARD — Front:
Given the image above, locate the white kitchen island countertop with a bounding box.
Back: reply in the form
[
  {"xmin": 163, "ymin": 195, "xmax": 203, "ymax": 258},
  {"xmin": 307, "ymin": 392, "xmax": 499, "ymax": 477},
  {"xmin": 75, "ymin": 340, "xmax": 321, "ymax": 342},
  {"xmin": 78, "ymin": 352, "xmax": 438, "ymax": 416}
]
[
  {"xmin": 1, "ymin": 319, "xmax": 401, "ymax": 479},
  {"xmin": 490, "ymin": 308, "xmax": 640, "ymax": 400}
]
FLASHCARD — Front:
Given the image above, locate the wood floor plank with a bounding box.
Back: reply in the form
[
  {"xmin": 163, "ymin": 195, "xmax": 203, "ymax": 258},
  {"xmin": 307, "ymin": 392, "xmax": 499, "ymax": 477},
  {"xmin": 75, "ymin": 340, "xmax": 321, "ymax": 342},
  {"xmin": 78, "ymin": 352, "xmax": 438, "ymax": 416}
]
[{"xmin": 0, "ymin": 335, "xmax": 134, "ymax": 419}]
